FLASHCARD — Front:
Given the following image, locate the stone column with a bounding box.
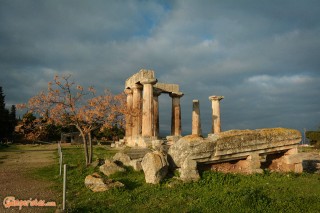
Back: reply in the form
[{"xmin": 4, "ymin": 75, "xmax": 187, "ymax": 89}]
[
  {"xmin": 141, "ymin": 79, "xmax": 157, "ymax": 137},
  {"xmin": 124, "ymin": 88, "xmax": 133, "ymax": 138},
  {"xmin": 209, "ymin": 95, "xmax": 224, "ymax": 134},
  {"xmin": 192, "ymin": 100, "xmax": 202, "ymax": 136},
  {"xmin": 153, "ymin": 89, "xmax": 162, "ymax": 137},
  {"xmin": 131, "ymin": 84, "xmax": 143, "ymax": 137},
  {"xmin": 170, "ymin": 92, "xmax": 184, "ymax": 136}
]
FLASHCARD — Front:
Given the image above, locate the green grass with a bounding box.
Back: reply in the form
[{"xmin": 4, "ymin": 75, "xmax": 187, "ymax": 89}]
[{"xmin": 31, "ymin": 146, "xmax": 320, "ymax": 213}]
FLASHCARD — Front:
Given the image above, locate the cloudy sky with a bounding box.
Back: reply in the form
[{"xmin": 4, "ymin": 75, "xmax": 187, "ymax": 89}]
[{"xmin": 1, "ymin": 0, "xmax": 319, "ymax": 136}]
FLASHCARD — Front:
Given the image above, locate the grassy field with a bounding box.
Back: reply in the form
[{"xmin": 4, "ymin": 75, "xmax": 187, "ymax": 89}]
[{"xmin": 27, "ymin": 145, "xmax": 320, "ymax": 212}]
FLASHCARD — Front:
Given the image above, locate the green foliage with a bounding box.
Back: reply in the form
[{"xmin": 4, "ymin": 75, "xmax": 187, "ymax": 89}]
[
  {"xmin": 0, "ymin": 87, "xmax": 17, "ymax": 141},
  {"xmin": 306, "ymin": 131, "xmax": 320, "ymax": 148},
  {"xmin": 93, "ymin": 125, "xmax": 125, "ymax": 141},
  {"xmin": 30, "ymin": 146, "xmax": 320, "ymax": 213}
]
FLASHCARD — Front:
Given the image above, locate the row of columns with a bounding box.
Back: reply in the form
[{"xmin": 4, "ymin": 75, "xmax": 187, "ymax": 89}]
[
  {"xmin": 126, "ymin": 85, "xmax": 223, "ymax": 141},
  {"xmin": 192, "ymin": 95, "xmax": 224, "ymax": 136},
  {"xmin": 124, "ymin": 81, "xmax": 183, "ymax": 145}
]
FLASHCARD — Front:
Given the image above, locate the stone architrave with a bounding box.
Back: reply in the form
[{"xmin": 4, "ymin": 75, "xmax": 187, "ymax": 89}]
[
  {"xmin": 170, "ymin": 92, "xmax": 184, "ymax": 136},
  {"xmin": 141, "ymin": 79, "xmax": 157, "ymax": 137},
  {"xmin": 124, "ymin": 88, "xmax": 133, "ymax": 138},
  {"xmin": 153, "ymin": 89, "xmax": 162, "ymax": 137},
  {"xmin": 209, "ymin": 95, "xmax": 224, "ymax": 134},
  {"xmin": 192, "ymin": 100, "xmax": 202, "ymax": 136},
  {"xmin": 131, "ymin": 84, "xmax": 143, "ymax": 138}
]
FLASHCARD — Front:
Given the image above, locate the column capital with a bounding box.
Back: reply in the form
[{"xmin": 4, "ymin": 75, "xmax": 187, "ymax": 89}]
[
  {"xmin": 124, "ymin": 88, "xmax": 133, "ymax": 95},
  {"xmin": 140, "ymin": 78, "xmax": 157, "ymax": 85},
  {"xmin": 209, "ymin": 95, "xmax": 224, "ymax": 101},
  {"xmin": 169, "ymin": 92, "xmax": 184, "ymax": 98},
  {"xmin": 153, "ymin": 88, "xmax": 162, "ymax": 97},
  {"xmin": 131, "ymin": 84, "xmax": 143, "ymax": 90}
]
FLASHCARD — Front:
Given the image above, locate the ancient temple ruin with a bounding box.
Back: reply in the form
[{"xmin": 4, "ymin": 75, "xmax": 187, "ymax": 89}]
[
  {"xmin": 124, "ymin": 69, "xmax": 184, "ymax": 147},
  {"xmin": 123, "ymin": 69, "xmax": 303, "ymax": 179}
]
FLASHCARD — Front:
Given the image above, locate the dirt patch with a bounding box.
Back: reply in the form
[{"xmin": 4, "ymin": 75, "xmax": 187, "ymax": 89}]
[{"xmin": 0, "ymin": 144, "xmax": 60, "ymax": 212}]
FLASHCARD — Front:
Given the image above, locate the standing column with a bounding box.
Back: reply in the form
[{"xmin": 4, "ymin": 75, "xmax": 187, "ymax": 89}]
[
  {"xmin": 141, "ymin": 79, "xmax": 157, "ymax": 137},
  {"xmin": 153, "ymin": 89, "xmax": 162, "ymax": 137},
  {"xmin": 124, "ymin": 88, "xmax": 133, "ymax": 138},
  {"xmin": 209, "ymin": 95, "xmax": 224, "ymax": 134},
  {"xmin": 170, "ymin": 92, "xmax": 184, "ymax": 136},
  {"xmin": 192, "ymin": 100, "xmax": 202, "ymax": 136},
  {"xmin": 131, "ymin": 84, "xmax": 143, "ymax": 137}
]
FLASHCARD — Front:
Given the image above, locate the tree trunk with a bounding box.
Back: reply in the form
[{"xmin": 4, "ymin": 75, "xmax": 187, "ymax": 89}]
[{"xmin": 79, "ymin": 129, "xmax": 89, "ymax": 166}]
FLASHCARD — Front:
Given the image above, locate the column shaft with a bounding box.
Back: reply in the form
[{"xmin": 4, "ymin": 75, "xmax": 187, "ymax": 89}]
[
  {"xmin": 124, "ymin": 89, "xmax": 133, "ymax": 138},
  {"xmin": 152, "ymin": 90, "xmax": 161, "ymax": 137},
  {"xmin": 141, "ymin": 79, "xmax": 157, "ymax": 137},
  {"xmin": 170, "ymin": 93, "xmax": 184, "ymax": 136},
  {"xmin": 132, "ymin": 84, "xmax": 143, "ymax": 137},
  {"xmin": 209, "ymin": 96, "xmax": 224, "ymax": 134},
  {"xmin": 192, "ymin": 100, "xmax": 202, "ymax": 136}
]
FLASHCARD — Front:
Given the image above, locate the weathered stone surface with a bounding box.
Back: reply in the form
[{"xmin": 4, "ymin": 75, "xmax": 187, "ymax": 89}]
[
  {"xmin": 124, "ymin": 148, "xmax": 151, "ymax": 159},
  {"xmin": 125, "ymin": 69, "xmax": 155, "ymax": 88},
  {"xmin": 113, "ymin": 152, "xmax": 131, "ymax": 166},
  {"xmin": 141, "ymin": 151, "xmax": 168, "ymax": 184},
  {"xmin": 180, "ymin": 158, "xmax": 200, "ymax": 182},
  {"xmin": 154, "ymin": 83, "xmax": 180, "ymax": 93},
  {"xmin": 168, "ymin": 135, "xmax": 211, "ymax": 168},
  {"xmin": 99, "ymin": 159, "xmax": 125, "ymax": 176},
  {"xmin": 84, "ymin": 173, "xmax": 124, "ymax": 192},
  {"xmin": 129, "ymin": 159, "xmax": 143, "ymax": 171},
  {"xmin": 152, "ymin": 139, "xmax": 164, "ymax": 151},
  {"xmin": 168, "ymin": 128, "xmax": 302, "ymax": 169}
]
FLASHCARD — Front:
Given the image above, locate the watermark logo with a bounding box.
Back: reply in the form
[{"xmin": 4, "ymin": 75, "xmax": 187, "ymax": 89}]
[{"xmin": 3, "ymin": 196, "xmax": 56, "ymax": 210}]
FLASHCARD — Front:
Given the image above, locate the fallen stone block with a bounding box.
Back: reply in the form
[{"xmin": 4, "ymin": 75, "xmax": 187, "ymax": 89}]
[
  {"xmin": 84, "ymin": 173, "xmax": 124, "ymax": 192},
  {"xmin": 99, "ymin": 159, "xmax": 125, "ymax": 176},
  {"xmin": 180, "ymin": 158, "xmax": 200, "ymax": 182},
  {"xmin": 113, "ymin": 152, "xmax": 131, "ymax": 166},
  {"xmin": 129, "ymin": 159, "xmax": 143, "ymax": 171},
  {"xmin": 141, "ymin": 151, "xmax": 168, "ymax": 184}
]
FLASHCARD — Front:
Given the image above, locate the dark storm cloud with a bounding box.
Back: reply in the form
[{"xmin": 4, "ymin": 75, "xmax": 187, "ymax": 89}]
[{"xmin": 0, "ymin": 0, "xmax": 319, "ymax": 135}]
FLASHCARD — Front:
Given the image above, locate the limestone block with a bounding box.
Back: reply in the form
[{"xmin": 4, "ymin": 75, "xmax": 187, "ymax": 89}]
[
  {"xmin": 285, "ymin": 148, "xmax": 298, "ymax": 155},
  {"xmin": 113, "ymin": 152, "xmax": 131, "ymax": 166},
  {"xmin": 246, "ymin": 154, "xmax": 263, "ymax": 174},
  {"xmin": 282, "ymin": 154, "xmax": 302, "ymax": 164},
  {"xmin": 141, "ymin": 151, "xmax": 168, "ymax": 184},
  {"xmin": 180, "ymin": 159, "xmax": 200, "ymax": 182},
  {"xmin": 99, "ymin": 159, "xmax": 125, "ymax": 176},
  {"xmin": 168, "ymin": 135, "xmax": 213, "ymax": 168},
  {"xmin": 294, "ymin": 163, "xmax": 303, "ymax": 173},
  {"xmin": 152, "ymin": 139, "xmax": 164, "ymax": 151},
  {"xmin": 84, "ymin": 173, "xmax": 124, "ymax": 192},
  {"xmin": 129, "ymin": 159, "xmax": 143, "ymax": 171}
]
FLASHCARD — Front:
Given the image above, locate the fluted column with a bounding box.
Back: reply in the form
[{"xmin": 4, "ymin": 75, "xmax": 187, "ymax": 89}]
[
  {"xmin": 131, "ymin": 84, "xmax": 143, "ymax": 137},
  {"xmin": 192, "ymin": 100, "xmax": 202, "ymax": 136},
  {"xmin": 170, "ymin": 92, "xmax": 184, "ymax": 136},
  {"xmin": 124, "ymin": 88, "xmax": 133, "ymax": 138},
  {"xmin": 209, "ymin": 95, "xmax": 224, "ymax": 134},
  {"xmin": 153, "ymin": 88, "xmax": 162, "ymax": 137},
  {"xmin": 141, "ymin": 79, "xmax": 157, "ymax": 137}
]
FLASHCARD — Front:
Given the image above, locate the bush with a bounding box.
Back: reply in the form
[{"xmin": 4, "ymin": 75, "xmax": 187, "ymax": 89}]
[{"xmin": 306, "ymin": 131, "xmax": 320, "ymax": 147}]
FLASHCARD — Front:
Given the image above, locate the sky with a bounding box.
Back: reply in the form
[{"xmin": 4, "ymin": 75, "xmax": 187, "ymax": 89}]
[{"xmin": 0, "ymin": 0, "xmax": 319, "ymax": 136}]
